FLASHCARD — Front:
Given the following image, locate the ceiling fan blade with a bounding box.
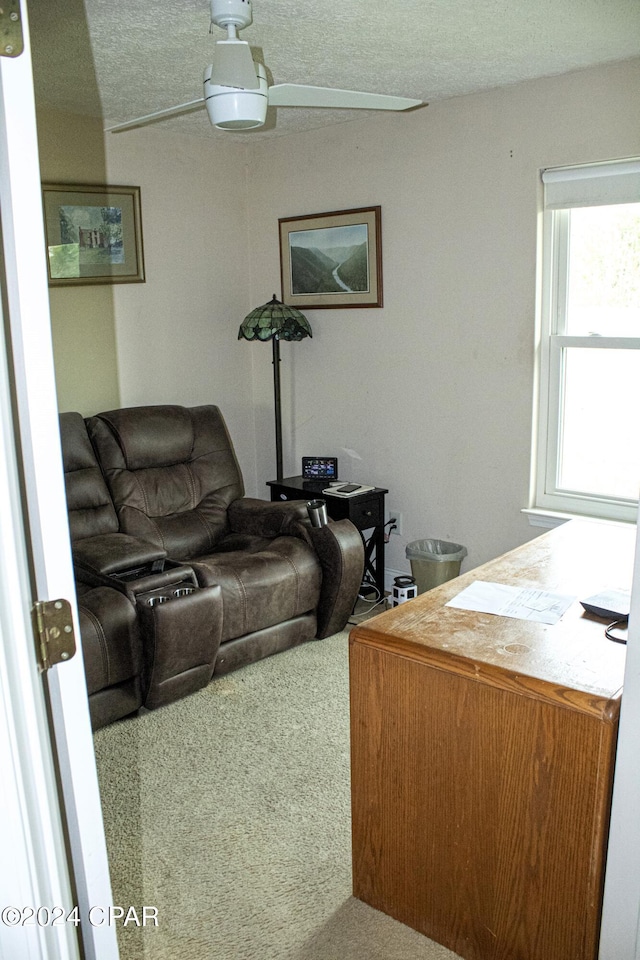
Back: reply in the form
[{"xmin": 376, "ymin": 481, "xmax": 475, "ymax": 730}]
[
  {"xmin": 268, "ymin": 84, "xmax": 423, "ymax": 111},
  {"xmin": 106, "ymin": 98, "xmax": 206, "ymax": 133},
  {"xmin": 210, "ymin": 40, "xmax": 259, "ymax": 90}
]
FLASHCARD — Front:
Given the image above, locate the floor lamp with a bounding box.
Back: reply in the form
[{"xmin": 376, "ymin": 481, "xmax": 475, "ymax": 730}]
[{"xmin": 238, "ymin": 295, "xmax": 312, "ymax": 481}]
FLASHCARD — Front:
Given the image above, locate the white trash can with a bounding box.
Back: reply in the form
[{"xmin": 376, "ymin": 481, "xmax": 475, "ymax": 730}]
[{"xmin": 405, "ymin": 539, "xmax": 467, "ymax": 594}]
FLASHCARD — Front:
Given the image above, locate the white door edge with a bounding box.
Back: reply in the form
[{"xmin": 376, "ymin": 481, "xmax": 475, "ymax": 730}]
[
  {"xmin": 599, "ymin": 503, "xmax": 640, "ymax": 959},
  {"xmin": 0, "ymin": 3, "xmax": 118, "ymax": 958},
  {"xmin": 0, "ymin": 290, "xmax": 78, "ymax": 960}
]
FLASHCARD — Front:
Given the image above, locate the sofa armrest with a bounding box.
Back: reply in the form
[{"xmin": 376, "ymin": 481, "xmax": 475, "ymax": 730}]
[
  {"xmin": 298, "ymin": 518, "xmax": 365, "ymax": 638},
  {"xmin": 227, "ymin": 497, "xmax": 309, "ymax": 539},
  {"xmin": 73, "ymin": 533, "xmax": 167, "ymax": 581},
  {"xmin": 229, "ymin": 500, "xmax": 364, "ymax": 635}
]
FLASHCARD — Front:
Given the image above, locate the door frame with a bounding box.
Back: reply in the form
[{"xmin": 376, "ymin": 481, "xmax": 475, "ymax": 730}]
[
  {"xmin": 0, "ymin": 273, "xmax": 79, "ymax": 960},
  {"xmin": 0, "ymin": 2, "xmax": 118, "ymax": 957},
  {"xmin": 3, "ymin": 4, "xmax": 640, "ymax": 960},
  {"xmin": 599, "ymin": 503, "xmax": 640, "ymax": 958}
]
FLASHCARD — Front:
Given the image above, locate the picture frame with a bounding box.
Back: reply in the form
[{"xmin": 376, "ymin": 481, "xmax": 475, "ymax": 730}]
[
  {"xmin": 279, "ymin": 206, "xmax": 382, "ymax": 309},
  {"xmin": 42, "ymin": 183, "xmax": 145, "ymax": 286}
]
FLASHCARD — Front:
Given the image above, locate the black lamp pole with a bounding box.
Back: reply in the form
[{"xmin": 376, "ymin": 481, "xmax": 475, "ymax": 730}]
[{"xmin": 272, "ymin": 336, "xmax": 283, "ymax": 481}]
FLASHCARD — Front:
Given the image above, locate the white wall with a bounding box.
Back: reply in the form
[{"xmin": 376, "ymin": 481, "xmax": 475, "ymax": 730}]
[
  {"xmin": 245, "ymin": 58, "xmax": 640, "ymax": 574},
  {"xmin": 37, "ymin": 108, "xmax": 121, "ymax": 415},
  {"xmin": 104, "ymin": 128, "xmax": 260, "ymax": 492},
  {"xmin": 52, "ymin": 58, "xmax": 640, "ymax": 573}
]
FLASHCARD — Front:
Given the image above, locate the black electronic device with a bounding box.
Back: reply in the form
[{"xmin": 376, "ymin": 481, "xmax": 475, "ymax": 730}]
[
  {"xmin": 580, "ymin": 589, "xmax": 631, "ymax": 621},
  {"xmin": 302, "ymin": 456, "xmax": 338, "ymax": 482}
]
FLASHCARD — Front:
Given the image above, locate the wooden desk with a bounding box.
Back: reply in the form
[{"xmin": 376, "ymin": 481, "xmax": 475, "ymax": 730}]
[{"xmin": 349, "ymin": 520, "xmax": 633, "ymax": 960}]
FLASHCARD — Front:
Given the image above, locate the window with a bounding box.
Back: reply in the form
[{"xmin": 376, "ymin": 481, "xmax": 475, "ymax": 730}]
[{"xmin": 532, "ymin": 159, "xmax": 640, "ymax": 523}]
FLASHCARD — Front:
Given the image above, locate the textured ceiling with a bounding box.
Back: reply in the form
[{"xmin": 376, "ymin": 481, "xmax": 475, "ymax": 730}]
[{"xmin": 29, "ymin": 0, "xmax": 640, "ymax": 141}]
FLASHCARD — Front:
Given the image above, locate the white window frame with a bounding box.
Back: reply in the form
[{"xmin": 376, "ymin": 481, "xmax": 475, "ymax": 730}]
[{"xmin": 532, "ymin": 159, "xmax": 640, "ymax": 525}]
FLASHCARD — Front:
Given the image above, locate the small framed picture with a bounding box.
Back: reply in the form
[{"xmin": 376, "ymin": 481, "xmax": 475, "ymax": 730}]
[
  {"xmin": 279, "ymin": 206, "xmax": 382, "ymax": 309},
  {"xmin": 42, "ymin": 183, "xmax": 145, "ymax": 286}
]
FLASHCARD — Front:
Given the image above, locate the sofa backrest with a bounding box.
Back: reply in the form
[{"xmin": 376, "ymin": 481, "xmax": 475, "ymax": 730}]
[
  {"xmin": 87, "ymin": 404, "xmax": 244, "ymax": 560},
  {"xmin": 59, "ymin": 412, "xmax": 120, "ymax": 542}
]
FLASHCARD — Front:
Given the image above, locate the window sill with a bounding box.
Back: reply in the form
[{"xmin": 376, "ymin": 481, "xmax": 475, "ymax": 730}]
[
  {"xmin": 521, "ymin": 508, "xmax": 572, "ymax": 529},
  {"xmin": 522, "ymin": 507, "xmax": 635, "ymax": 530}
]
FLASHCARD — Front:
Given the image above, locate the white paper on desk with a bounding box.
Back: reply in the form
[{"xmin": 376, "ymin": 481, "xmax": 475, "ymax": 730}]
[{"xmin": 445, "ymin": 580, "xmax": 576, "ymax": 625}]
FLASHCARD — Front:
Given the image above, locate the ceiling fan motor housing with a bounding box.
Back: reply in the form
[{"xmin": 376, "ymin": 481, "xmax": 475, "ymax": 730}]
[
  {"xmin": 210, "ymin": 0, "xmax": 253, "ymax": 31},
  {"xmin": 203, "ymin": 61, "xmax": 267, "ymax": 129}
]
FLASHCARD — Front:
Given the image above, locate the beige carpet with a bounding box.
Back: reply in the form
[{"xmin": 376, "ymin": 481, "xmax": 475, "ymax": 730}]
[{"xmin": 93, "ymin": 632, "xmax": 461, "ymax": 960}]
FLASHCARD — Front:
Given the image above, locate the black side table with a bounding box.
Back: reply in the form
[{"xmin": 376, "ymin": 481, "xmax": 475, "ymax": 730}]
[{"xmin": 267, "ymin": 476, "xmax": 388, "ymax": 600}]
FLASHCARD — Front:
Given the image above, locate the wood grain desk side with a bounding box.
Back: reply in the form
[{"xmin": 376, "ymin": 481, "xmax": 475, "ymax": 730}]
[{"xmin": 349, "ymin": 520, "xmax": 634, "ymax": 960}]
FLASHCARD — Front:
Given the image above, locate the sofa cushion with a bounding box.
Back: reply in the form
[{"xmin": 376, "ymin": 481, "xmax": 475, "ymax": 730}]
[
  {"xmin": 59, "ymin": 412, "xmax": 119, "ymax": 541},
  {"xmin": 88, "ymin": 405, "xmax": 244, "ymax": 558},
  {"xmin": 191, "ymin": 536, "xmax": 322, "ymax": 643},
  {"xmin": 99, "ymin": 404, "xmax": 195, "ymax": 470}
]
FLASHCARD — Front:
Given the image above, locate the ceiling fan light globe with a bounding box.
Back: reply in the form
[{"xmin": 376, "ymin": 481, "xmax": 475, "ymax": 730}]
[
  {"xmin": 204, "ymin": 61, "xmax": 268, "ymax": 130},
  {"xmin": 214, "ymin": 113, "xmax": 265, "ymax": 130}
]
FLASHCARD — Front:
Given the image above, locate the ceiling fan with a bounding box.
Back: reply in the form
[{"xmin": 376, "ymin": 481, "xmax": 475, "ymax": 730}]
[{"xmin": 107, "ymin": 0, "xmax": 423, "ymax": 134}]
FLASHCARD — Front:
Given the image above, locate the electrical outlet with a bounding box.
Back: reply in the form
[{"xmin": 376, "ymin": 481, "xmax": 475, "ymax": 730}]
[{"xmin": 386, "ymin": 507, "xmax": 403, "ymax": 536}]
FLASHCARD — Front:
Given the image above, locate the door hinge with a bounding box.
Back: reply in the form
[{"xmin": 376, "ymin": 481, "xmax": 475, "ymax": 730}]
[
  {"xmin": 32, "ymin": 599, "xmax": 77, "ymax": 672},
  {"xmin": 0, "ymin": 2, "xmax": 23, "ymax": 58}
]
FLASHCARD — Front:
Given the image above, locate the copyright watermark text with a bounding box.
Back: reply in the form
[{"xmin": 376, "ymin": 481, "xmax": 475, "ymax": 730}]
[{"xmin": 1, "ymin": 905, "xmax": 159, "ymax": 927}]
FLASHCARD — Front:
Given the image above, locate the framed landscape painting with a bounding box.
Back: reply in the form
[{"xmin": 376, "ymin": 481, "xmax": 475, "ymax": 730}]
[
  {"xmin": 42, "ymin": 183, "xmax": 145, "ymax": 286},
  {"xmin": 279, "ymin": 206, "xmax": 382, "ymax": 308}
]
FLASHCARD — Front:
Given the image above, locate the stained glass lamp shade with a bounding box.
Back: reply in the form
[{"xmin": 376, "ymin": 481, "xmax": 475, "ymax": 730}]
[{"xmin": 238, "ymin": 295, "xmax": 312, "ymax": 480}]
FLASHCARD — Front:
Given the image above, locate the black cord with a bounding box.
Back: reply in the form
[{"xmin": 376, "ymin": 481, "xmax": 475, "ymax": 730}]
[
  {"xmin": 605, "ymin": 620, "xmax": 628, "ymax": 644},
  {"xmin": 383, "ymin": 518, "xmax": 398, "ymax": 543}
]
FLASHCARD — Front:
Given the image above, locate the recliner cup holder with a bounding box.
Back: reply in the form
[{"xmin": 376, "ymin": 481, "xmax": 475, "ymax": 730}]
[
  {"xmin": 147, "ymin": 595, "xmax": 170, "ymax": 606},
  {"xmin": 144, "ymin": 585, "xmax": 196, "ymax": 606}
]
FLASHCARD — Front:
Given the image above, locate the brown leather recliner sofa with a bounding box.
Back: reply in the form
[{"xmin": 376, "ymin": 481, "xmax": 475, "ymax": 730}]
[
  {"xmin": 60, "ymin": 404, "xmax": 364, "ymax": 729},
  {"xmin": 61, "ymin": 411, "xmax": 148, "ymax": 730}
]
